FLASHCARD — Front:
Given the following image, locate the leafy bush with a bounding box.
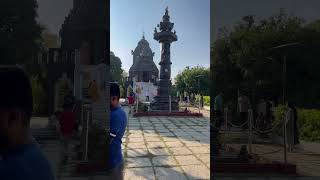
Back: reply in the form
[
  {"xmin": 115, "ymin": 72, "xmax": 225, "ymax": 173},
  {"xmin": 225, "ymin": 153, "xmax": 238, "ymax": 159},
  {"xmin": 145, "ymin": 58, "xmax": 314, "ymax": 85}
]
[
  {"xmin": 194, "ymin": 95, "xmax": 210, "ymax": 107},
  {"xmin": 133, "ymin": 102, "xmax": 148, "ymax": 112},
  {"xmin": 273, "ymin": 105, "xmax": 320, "ymax": 142},
  {"xmin": 204, "ymin": 96, "xmax": 210, "ymax": 106},
  {"xmin": 298, "ymin": 109, "xmax": 320, "ymax": 142},
  {"xmin": 272, "ymin": 105, "xmax": 287, "ymax": 136}
]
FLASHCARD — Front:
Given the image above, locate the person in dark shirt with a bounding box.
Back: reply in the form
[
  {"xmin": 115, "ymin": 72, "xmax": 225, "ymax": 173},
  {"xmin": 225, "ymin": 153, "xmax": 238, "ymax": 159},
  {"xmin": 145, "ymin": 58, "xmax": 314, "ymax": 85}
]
[
  {"xmin": 0, "ymin": 66, "xmax": 54, "ymax": 180},
  {"xmin": 107, "ymin": 82, "xmax": 127, "ymax": 179}
]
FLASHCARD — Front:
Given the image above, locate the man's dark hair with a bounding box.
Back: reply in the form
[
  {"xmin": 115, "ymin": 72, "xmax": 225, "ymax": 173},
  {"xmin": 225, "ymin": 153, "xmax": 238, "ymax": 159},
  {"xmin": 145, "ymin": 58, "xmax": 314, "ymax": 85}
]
[
  {"xmin": 110, "ymin": 82, "xmax": 120, "ymax": 99},
  {"xmin": 0, "ymin": 66, "xmax": 33, "ymax": 120}
]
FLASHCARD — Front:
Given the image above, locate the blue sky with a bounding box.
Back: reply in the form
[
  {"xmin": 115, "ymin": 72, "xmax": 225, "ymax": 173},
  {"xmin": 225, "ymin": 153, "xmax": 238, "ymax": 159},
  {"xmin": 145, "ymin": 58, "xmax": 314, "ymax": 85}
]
[{"xmin": 111, "ymin": 0, "xmax": 210, "ymax": 79}]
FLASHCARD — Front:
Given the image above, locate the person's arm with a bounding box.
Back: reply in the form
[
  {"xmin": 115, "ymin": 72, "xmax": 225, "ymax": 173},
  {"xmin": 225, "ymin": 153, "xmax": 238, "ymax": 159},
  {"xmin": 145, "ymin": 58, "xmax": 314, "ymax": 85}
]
[{"xmin": 109, "ymin": 115, "xmax": 122, "ymax": 145}]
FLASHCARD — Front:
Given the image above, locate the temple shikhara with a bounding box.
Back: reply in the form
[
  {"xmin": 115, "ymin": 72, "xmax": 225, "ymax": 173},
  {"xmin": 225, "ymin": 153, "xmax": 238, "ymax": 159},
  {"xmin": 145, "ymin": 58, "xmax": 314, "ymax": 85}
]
[{"xmin": 129, "ymin": 34, "xmax": 159, "ymax": 83}]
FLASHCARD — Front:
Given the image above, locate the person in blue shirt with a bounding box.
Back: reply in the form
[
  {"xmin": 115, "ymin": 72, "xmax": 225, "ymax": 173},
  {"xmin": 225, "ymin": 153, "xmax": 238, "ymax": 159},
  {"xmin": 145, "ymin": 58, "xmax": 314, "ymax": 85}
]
[
  {"xmin": 0, "ymin": 66, "xmax": 54, "ymax": 180},
  {"xmin": 107, "ymin": 82, "xmax": 127, "ymax": 179}
]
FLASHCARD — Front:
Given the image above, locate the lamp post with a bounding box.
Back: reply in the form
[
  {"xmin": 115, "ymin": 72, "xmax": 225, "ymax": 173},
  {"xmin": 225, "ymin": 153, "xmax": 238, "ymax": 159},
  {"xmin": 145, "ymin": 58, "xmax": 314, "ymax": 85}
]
[
  {"xmin": 269, "ymin": 42, "xmax": 301, "ymax": 105},
  {"xmin": 268, "ymin": 42, "xmax": 301, "ymax": 164}
]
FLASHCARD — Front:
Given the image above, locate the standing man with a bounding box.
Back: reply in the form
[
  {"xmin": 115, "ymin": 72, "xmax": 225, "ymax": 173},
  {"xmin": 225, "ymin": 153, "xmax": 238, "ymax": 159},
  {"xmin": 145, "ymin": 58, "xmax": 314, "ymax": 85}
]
[
  {"xmin": 107, "ymin": 83, "xmax": 127, "ymax": 179},
  {"xmin": 0, "ymin": 66, "xmax": 54, "ymax": 180},
  {"xmin": 238, "ymin": 91, "xmax": 251, "ymax": 129}
]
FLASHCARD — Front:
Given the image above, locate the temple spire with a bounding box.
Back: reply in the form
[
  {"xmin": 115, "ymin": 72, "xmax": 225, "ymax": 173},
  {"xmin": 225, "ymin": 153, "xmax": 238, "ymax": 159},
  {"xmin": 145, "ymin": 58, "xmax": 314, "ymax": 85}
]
[{"xmin": 165, "ymin": 6, "xmax": 169, "ymax": 16}]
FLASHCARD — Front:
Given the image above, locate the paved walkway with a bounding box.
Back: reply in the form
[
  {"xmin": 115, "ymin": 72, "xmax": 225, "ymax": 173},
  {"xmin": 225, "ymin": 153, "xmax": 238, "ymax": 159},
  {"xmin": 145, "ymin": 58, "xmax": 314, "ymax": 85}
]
[
  {"xmin": 123, "ymin": 115, "xmax": 210, "ymax": 179},
  {"xmin": 30, "ymin": 110, "xmax": 211, "ymax": 180}
]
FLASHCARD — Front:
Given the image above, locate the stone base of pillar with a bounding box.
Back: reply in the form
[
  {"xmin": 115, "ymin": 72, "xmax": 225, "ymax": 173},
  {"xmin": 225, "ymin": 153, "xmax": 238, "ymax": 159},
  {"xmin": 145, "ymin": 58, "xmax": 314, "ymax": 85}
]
[{"xmin": 150, "ymin": 96, "xmax": 179, "ymax": 111}]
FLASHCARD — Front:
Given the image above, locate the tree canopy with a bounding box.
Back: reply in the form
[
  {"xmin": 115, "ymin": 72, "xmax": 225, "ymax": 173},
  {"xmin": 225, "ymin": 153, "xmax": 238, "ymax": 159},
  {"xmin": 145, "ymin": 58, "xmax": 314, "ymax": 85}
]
[
  {"xmin": 0, "ymin": 0, "xmax": 42, "ymax": 65},
  {"xmin": 175, "ymin": 66, "xmax": 210, "ymax": 96},
  {"xmin": 212, "ymin": 9, "xmax": 320, "ymax": 108},
  {"xmin": 110, "ymin": 51, "xmax": 124, "ymax": 82}
]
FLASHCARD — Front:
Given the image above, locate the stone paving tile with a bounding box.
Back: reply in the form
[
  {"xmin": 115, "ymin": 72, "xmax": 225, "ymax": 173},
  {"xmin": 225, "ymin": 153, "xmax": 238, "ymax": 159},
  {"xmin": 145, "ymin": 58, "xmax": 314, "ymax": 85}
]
[
  {"xmin": 180, "ymin": 126, "xmax": 190, "ymax": 129},
  {"xmin": 147, "ymin": 141, "xmax": 166, "ymax": 148},
  {"xmin": 127, "ymin": 149, "xmax": 149, "ymax": 157},
  {"xmin": 143, "ymin": 130, "xmax": 156, "ymax": 133},
  {"xmin": 181, "ymin": 165, "xmax": 210, "ymax": 180},
  {"xmin": 159, "ymin": 132, "xmax": 176, "ymax": 137},
  {"xmin": 162, "ymin": 137, "xmax": 179, "ymax": 142},
  {"xmin": 141, "ymin": 127, "xmax": 155, "ymax": 130},
  {"xmin": 152, "ymin": 156, "xmax": 178, "ymax": 166},
  {"xmin": 144, "ymin": 133, "xmax": 159, "ymax": 137},
  {"xmin": 140, "ymin": 123, "xmax": 153, "ymax": 126},
  {"xmin": 148, "ymin": 148, "xmax": 171, "ymax": 156},
  {"xmin": 188, "ymin": 146, "xmax": 210, "ymax": 154},
  {"xmin": 128, "ymin": 134, "xmax": 143, "ymax": 138},
  {"xmin": 129, "ymin": 129, "xmax": 143, "ymax": 133},
  {"xmin": 128, "ymin": 126, "xmax": 141, "ymax": 130},
  {"xmin": 174, "ymin": 132, "xmax": 190, "ymax": 136},
  {"xmin": 165, "ymin": 141, "xmax": 184, "ymax": 148},
  {"xmin": 144, "ymin": 136, "xmax": 162, "ymax": 142},
  {"xmin": 156, "ymin": 129, "xmax": 171, "ymax": 133},
  {"xmin": 199, "ymin": 138, "xmax": 210, "ymax": 144},
  {"xmin": 182, "ymin": 140, "xmax": 203, "ymax": 147},
  {"xmin": 169, "ymin": 147, "xmax": 193, "ymax": 155},
  {"xmin": 126, "ymin": 157, "xmax": 153, "ymax": 168},
  {"xmin": 155, "ymin": 167, "xmax": 188, "ymax": 180},
  {"xmin": 175, "ymin": 155, "xmax": 203, "ymax": 166},
  {"xmin": 127, "ymin": 142, "xmax": 147, "ymax": 149},
  {"xmin": 195, "ymin": 153, "xmax": 210, "ymax": 164},
  {"xmin": 128, "ymin": 137, "xmax": 144, "ymax": 142},
  {"xmin": 124, "ymin": 167, "xmax": 155, "ymax": 180}
]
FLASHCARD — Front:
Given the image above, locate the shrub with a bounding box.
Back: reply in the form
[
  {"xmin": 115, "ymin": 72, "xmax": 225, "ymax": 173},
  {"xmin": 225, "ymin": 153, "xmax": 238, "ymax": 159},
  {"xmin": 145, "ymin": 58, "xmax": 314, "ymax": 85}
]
[
  {"xmin": 272, "ymin": 105, "xmax": 287, "ymax": 136},
  {"xmin": 298, "ymin": 109, "xmax": 320, "ymax": 142},
  {"xmin": 204, "ymin": 96, "xmax": 210, "ymax": 106},
  {"xmin": 273, "ymin": 105, "xmax": 320, "ymax": 142},
  {"xmin": 194, "ymin": 95, "xmax": 210, "ymax": 106},
  {"xmin": 133, "ymin": 102, "xmax": 148, "ymax": 112}
]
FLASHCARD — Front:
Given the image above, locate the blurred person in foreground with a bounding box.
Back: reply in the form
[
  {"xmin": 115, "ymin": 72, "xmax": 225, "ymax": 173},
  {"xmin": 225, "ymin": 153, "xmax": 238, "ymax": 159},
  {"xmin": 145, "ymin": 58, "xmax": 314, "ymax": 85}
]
[
  {"xmin": 107, "ymin": 82, "xmax": 127, "ymax": 179},
  {"xmin": 0, "ymin": 66, "xmax": 54, "ymax": 180}
]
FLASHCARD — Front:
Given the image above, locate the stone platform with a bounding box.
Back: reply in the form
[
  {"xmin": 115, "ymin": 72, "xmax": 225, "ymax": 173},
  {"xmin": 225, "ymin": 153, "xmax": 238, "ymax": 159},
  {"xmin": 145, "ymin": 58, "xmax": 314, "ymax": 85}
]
[{"xmin": 150, "ymin": 96, "xmax": 179, "ymax": 111}]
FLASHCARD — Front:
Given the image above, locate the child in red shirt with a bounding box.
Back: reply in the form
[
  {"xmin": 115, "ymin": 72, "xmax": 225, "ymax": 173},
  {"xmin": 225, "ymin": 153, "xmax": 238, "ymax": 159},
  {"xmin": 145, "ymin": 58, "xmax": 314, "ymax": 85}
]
[{"xmin": 59, "ymin": 104, "xmax": 75, "ymax": 163}]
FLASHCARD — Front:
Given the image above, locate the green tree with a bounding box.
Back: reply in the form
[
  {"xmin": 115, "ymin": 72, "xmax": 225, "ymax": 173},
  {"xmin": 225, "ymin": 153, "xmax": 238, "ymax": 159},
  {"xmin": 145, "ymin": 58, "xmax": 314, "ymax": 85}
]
[
  {"xmin": 40, "ymin": 27, "xmax": 59, "ymax": 49},
  {"xmin": 110, "ymin": 51, "xmax": 124, "ymax": 82},
  {"xmin": 212, "ymin": 9, "xmax": 320, "ymax": 108},
  {"xmin": 0, "ymin": 0, "xmax": 42, "ymax": 65},
  {"xmin": 175, "ymin": 66, "xmax": 210, "ymax": 96}
]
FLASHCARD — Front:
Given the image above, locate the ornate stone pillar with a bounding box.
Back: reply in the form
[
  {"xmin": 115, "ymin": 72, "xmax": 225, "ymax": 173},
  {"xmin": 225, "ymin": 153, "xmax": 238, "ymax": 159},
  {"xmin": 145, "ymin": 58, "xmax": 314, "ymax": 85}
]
[{"xmin": 151, "ymin": 7, "xmax": 179, "ymax": 111}]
